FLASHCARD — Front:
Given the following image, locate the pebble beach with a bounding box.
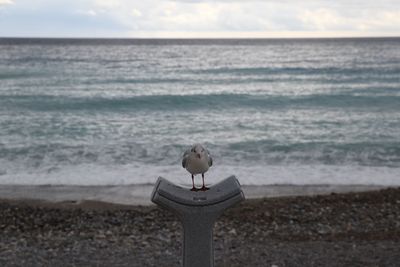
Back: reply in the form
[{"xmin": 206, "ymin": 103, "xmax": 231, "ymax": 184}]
[{"xmin": 1, "ymin": 187, "xmax": 399, "ymax": 267}]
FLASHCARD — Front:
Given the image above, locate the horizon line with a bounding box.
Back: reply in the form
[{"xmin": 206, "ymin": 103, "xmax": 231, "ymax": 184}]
[{"xmin": 1, "ymin": 36, "xmax": 400, "ymax": 40}]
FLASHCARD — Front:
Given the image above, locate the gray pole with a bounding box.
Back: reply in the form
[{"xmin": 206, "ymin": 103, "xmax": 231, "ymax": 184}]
[{"xmin": 151, "ymin": 176, "xmax": 245, "ymax": 267}]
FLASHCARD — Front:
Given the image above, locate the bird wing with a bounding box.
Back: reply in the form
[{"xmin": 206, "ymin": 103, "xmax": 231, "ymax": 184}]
[
  {"xmin": 182, "ymin": 149, "xmax": 190, "ymax": 168},
  {"xmin": 208, "ymin": 156, "xmax": 213, "ymax": 167},
  {"xmin": 207, "ymin": 149, "xmax": 213, "ymax": 167}
]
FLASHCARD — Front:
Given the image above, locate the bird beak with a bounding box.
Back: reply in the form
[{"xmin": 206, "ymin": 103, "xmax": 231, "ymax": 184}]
[{"xmin": 197, "ymin": 153, "xmax": 201, "ymax": 159}]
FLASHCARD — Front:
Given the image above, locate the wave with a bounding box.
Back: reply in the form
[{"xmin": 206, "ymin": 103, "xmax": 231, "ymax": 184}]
[
  {"xmin": 191, "ymin": 66, "xmax": 400, "ymax": 76},
  {"xmin": 1, "ymin": 93, "xmax": 400, "ymax": 112},
  {"xmin": 1, "ymin": 141, "xmax": 400, "ymax": 172},
  {"xmin": 0, "ymin": 71, "xmax": 47, "ymax": 80},
  {"xmin": 226, "ymin": 140, "xmax": 400, "ymax": 167}
]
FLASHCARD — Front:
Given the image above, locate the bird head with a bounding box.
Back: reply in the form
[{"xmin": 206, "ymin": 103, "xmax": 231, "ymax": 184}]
[{"xmin": 191, "ymin": 143, "xmax": 206, "ymax": 159}]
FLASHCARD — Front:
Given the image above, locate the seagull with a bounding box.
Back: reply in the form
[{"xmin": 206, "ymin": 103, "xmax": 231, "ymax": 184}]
[{"xmin": 182, "ymin": 144, "xmax": 213, "ymax": 191}]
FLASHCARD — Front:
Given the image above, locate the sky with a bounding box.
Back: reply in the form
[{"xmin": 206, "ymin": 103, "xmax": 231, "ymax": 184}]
[{"xmin": 0, "ymin": 0, "xmax": 399, "ymax": 38}]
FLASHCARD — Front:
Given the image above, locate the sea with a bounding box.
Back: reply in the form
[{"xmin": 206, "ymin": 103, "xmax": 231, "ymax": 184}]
[{"xmin": 1, "ymin": 38, "xmax": 400, "ymax": 188}]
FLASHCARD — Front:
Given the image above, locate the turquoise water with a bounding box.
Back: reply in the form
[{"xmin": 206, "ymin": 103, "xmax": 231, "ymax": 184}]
[{"xmin": 0, "ymin": 38, "xmax": 399, "ymax": 186}]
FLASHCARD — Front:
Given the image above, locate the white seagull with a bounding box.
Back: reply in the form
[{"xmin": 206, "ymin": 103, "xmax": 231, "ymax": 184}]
[{"xmin": 182, "ymin": 144, "xmax": 213, "ymax": 191}]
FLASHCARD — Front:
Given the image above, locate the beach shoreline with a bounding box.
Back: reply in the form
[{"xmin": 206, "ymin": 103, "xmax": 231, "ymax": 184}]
[
  {"xmin": 0, "ymin": 187, "xmax": 399, "ymax": 266},
  {"xmin": 0, "ymin": 183, "xmax": 390, "ymax": 206}
]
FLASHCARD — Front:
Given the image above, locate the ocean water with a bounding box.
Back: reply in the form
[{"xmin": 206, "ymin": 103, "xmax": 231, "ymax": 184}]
[{"xmin": 0, "ymin": 38, "xmax": 399, "ymax": 187}]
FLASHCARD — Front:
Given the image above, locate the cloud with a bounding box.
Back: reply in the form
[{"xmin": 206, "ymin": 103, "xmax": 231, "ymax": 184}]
[
  {"xmin": 300, "ymin": 8, "xmax": 347, "ymax": 31},
  {"xmin": 131, "ymin": 8, "xmax": 141, "ymax": 17},
  {"xmin": 93, "ymin": 0, "xmax": 122, "ymax": 8},
  {"xmin": 0, "ymin": 0, "xmax": 399, "ymax": 37},
  {"xmin": 298, "ymin": 5, "xmax": 400, "ymax": 33},
  {"xmin": 95, "ymin": 0, "xmax": 400, "ymax": 34},
  {"xmin": 0, "ymin": 0, "xmax": 13, "ymax": 5},
  {"xmin": 358, "ymin": 11, "xmax": 400, "ymax": 32},
  {"xmin": 76, "ymin": 9, "xmax": 97, "ymax": 16},
  {"xmin": 0, "ymin": 0, "xmax": 127, "ymax": 37}
]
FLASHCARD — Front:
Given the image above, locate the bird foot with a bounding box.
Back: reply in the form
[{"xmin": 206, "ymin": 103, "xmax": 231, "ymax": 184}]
[
  {"xmin": 190, "ymin": 187, "xmax": 199, "ymax": 192},
  {"xmin": 200, "ymin": 186, "xmax": 210, "ymax": 191}
]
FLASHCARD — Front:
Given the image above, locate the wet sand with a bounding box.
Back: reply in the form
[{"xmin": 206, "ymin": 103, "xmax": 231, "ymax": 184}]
[
  {"xmin": 0, "ymin": 183, "xmax": 388, "ymax": 205},
  {"xmin": 0, "ymin": 187, "xmax": 399, "ymax": 266}
]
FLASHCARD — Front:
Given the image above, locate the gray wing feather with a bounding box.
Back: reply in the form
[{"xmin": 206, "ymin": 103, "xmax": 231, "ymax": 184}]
[
  {"xmin": 207, "ymin": 149, "xmax": 213, "ymax": 167},
  {"xmin": 208, "ymin": 156, "xmax": 213, "ymax": 167},
  {"xmin": 182, "ymin": 149, "xmax": 190, "ymax": 168}
]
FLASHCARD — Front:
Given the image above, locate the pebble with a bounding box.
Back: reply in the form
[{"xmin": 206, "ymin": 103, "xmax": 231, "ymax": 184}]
[{"xmin": 0, "ymin": 188, "xmax": 399, "ymax": 266}]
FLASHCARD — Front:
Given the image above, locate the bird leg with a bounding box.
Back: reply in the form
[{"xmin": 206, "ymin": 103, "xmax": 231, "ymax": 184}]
[
  {"xmin": 190, "ymin": 174, "xmax": 198, "ymax": 191},
  {"xmin": 200, "ymin": 173, "xmax": 209, "ymax": 191}
]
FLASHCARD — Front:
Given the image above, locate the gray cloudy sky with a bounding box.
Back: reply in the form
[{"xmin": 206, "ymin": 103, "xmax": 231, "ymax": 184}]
[{"xmin": 0, "ymin": 0, "xmax": 399, "ymax": 37}]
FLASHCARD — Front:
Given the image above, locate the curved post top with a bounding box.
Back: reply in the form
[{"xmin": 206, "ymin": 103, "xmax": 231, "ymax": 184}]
[{"xmin": 151, "ymin": 175, "xmax": 244, "ymax": 207}]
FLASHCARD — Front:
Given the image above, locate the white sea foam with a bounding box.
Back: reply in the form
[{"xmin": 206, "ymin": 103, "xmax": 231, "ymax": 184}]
[{"xmin": 1, "ymin": 39, "xmax": 400, "ymax": 188}]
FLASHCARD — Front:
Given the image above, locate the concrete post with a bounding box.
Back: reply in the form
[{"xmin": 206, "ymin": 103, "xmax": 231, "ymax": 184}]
[{"xmin": 151, "ymin": 176, "xmax": 245, "ymax": 267}]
